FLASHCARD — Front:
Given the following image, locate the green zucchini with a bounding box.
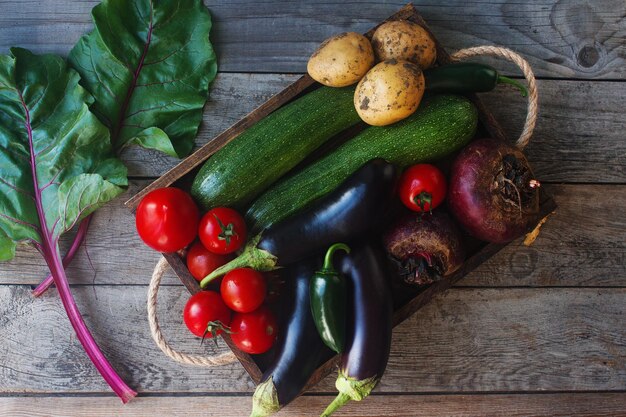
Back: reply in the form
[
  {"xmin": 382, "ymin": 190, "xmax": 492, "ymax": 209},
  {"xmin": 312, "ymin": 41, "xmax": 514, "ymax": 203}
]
[
  {"xmin": 191, "ymin": 86, "xmax": 359, "ymax": 210},
  {"xmin": 246, "ymin": 94, "xmax": 478, "ymax": 232}
]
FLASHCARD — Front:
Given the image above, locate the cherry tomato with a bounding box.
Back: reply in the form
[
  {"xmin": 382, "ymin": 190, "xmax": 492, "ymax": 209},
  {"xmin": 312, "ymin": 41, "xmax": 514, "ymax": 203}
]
[
  {"xmin": 230, "ymin": 306, "xmax": 278, "ymax": 354},
  {"xmin": 186, "ymin": 241, "xmax": 232, "ymax": 282},
  {"xmin": 183, "ymin": 291, "xmax": 232, "ymax": 338},
  {"xmin": 398, "ymin": 164, "xmax": 447, "ymax": 212},
  {"xmin": 136, "ymin": 187, "xmax": 199, "ymax": 253},
  {"xmin": 199, "ymin": 207, "xmax": 247, "ymax": 254},
  {"xmin": 221, "ymin": 268, "xmax": 267, "ymax": 313}
]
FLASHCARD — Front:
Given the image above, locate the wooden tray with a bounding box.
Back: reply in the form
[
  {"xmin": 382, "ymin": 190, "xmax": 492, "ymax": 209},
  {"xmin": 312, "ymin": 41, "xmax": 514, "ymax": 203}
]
[{"xmin": 126, "ymin": 2, "xmax": 556, "ymax": 395}]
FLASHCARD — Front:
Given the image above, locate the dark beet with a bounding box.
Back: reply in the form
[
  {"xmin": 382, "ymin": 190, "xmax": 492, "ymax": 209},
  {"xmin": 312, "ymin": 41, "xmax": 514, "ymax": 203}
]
[
  {"xmin": 448, "ymin": 138, "xmax": 540, "ymax": 243},
  {"xmin": 383, "ymin": 211, "xmax": 465, "ymax": 285}
]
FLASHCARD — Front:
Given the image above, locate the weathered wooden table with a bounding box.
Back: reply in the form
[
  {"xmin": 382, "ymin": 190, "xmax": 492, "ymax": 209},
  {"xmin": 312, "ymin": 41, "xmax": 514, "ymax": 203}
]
[{"xmin": 1, "ymin": 1, "xmax": 625, "ymax": 416}]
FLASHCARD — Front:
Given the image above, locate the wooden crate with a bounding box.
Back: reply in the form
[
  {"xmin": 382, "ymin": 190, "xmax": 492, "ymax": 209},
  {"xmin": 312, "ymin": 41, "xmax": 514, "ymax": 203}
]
[{"xmin": 126, "ymin": 2, "xmax": 556, "ymax": 394}]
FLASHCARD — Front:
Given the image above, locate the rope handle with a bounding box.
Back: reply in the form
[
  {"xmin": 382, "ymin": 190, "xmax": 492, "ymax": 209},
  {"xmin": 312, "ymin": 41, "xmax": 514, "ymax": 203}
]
[
  {"xmin": 450, "ymin": 46, "xmax": 538, "ymax": 150},
  {"xmin": 147, "ymin": 257, "xmax": 237, "ymax": 367},
  {"xmin": 147, "ymin": 46, "xmax": 538, "ymax": 367}
]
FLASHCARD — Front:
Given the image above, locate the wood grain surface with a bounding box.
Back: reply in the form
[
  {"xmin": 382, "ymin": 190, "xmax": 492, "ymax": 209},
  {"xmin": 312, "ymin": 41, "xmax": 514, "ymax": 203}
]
[
  {"xmin": 1, "ymin": 0, "xmax": 624, "ymax": 79},
  {"xmin": 1, "ymin": 285, "xmax": 624, "ymax": 394},
  {"xmin": 1, "ymin": 0, "xmax": 625, "ymax": 415},
  {"xmin": 2, "ymin": 393, "xmax": 626, "ymax": 417}
]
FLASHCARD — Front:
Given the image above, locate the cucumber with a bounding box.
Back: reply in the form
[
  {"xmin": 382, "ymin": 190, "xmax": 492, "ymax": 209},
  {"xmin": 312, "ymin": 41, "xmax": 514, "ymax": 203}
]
[
  {"xmin": 246, "ymin": 94, "xmax": 478, "ymax": 232},
  {"xmin": 191, "ymin": 86, "xmax": 359, "ymax": 210}
]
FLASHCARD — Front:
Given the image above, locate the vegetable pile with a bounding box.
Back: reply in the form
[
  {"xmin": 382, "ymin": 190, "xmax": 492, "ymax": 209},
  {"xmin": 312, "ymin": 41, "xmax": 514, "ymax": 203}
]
[
  {"xmin": 133, "ymin": 18, "xmax": 542, "ymax": 417},
  {"xmin": 1, "ymin": 0, "xmax": 217, "ymax": 402}
]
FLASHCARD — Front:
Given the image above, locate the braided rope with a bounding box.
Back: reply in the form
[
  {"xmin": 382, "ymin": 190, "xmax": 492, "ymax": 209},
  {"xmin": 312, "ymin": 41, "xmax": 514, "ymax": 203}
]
[
  {"xmin": 147, "ymin": 257, "xmax": 237, "ymax": 366},
  {"xmin": 451, "ymin": 46, "xmax": 538, "ymax": 149}
]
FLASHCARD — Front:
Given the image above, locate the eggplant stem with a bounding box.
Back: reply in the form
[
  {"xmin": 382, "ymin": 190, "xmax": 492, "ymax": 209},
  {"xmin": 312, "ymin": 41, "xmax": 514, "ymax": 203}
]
[
  {"xmin": 321, "ymin": 373, "xmax": 379, "ymax": 416},
  {"xmin": 320, "ymin": 393, "xmax": 351, "ymax": 417},
  {"xmin": 250, "ymin": 376, "xmax": 281, "ymax": 417},
  {"xmin": 199, "ymin": 234, "xmax": 277, "ymax": 288}
]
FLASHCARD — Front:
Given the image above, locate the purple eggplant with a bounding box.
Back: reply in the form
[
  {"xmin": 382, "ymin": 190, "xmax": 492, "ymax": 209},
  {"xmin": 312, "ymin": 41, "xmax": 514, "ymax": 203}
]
[
  {"xmin": 250, "ymin": 260, "xmax": 331, "ymax": 417},
  {"xmin": 321, "ymin": 242, "xmax": 393, "ymax": 417},
  {"xmin": 200, "ymin": 159, "xmax": 397, "ymax": 286}
]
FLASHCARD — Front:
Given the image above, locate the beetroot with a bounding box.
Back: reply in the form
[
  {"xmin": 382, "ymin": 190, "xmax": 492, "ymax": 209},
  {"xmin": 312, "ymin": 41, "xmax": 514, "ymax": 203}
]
[
  {"xmin": 383, "ymin": 211, "xmax": 465, "ymax": 286},
  {"xmin": 448, "ymin": 138, "xmax": 540, "ymax": 243}
]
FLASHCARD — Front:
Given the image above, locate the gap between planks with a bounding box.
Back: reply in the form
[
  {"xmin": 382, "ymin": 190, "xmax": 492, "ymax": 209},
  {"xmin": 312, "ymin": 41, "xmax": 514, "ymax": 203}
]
[{"xmin": 1, "ymin": 393, "xmax": 626, "ymax": 417}]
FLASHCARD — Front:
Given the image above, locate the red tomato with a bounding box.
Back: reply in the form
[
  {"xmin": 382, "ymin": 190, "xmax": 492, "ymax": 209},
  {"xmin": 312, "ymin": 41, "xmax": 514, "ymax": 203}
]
[
  {"xmin": 186, "ymin": 241, "xmax": 232, "ymax": 282},
  {"xmin": 230, "ymin": 306, "xmax": 278, "ymax": 354},
  {"xmin": 221, "ymin": 268, "xmax": 267, "ymax": 313},
  {"xmin": 199, "ymin": 207, "xmax": 247, "ymax": 254},
  {"xmin": 136, "ymin": 187, "xmax": 199, "ymax": 253},
  {"xmin": 398, "ymin": 164, "xmax": 447, "ymax": 212},
  {"xmin": 183, "ymin": 291, "xmax": 232, "ymax": 338}
]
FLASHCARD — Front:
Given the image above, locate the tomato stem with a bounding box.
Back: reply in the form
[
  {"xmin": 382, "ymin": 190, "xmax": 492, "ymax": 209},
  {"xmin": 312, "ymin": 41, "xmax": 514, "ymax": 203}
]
[
  {"xmin": 214, "ymin": 213, "xmax": 238, "ymax": 246},
  {"xmin": 201, "ymin": 320, "xmax": 232, "ymax": 347},
  {"xmin": 413, "ymin": 191, "xmax": 432, "ymax": 212}
]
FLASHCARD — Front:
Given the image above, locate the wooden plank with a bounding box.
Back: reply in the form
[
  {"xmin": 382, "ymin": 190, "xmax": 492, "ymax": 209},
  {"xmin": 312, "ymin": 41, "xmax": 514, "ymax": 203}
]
[
  {"xmin": 2, "ymin": 393, "xmax": 626, "ymax": 417},
  {"xmin": 1, "ymin": 1, "xmax": 624, "ymax": 79},
  {"xmin": 463, "ymin": 183, "xmax": 626, "ymax": 286},
  {"xmin": 119, "ymin": 74, "xmax": 624, "ymax": 183},
  {"xmin": 1, "ymin": 183, "xmax": 622, "ymax": 287},
  {"xmin": 0, "ymin": 286, "xmax": 624, "ymax": 394}
]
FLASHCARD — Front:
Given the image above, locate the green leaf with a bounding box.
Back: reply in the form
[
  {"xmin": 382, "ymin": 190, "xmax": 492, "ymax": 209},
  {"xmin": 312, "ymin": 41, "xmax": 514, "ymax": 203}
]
[
  {"xmin": 124, "ymin": 127, "xmax": 177, "ymax": 157},
  {"xmin": 68, "ymin": 0, "xmax": 218, "ymax": 158},
  {"xmin": 0, "ymin": 229, "xmax": 16, "ymax": 261},
  {"xmin": 0, "ymin": 48, "xmax": 127, "ymax": 260}
]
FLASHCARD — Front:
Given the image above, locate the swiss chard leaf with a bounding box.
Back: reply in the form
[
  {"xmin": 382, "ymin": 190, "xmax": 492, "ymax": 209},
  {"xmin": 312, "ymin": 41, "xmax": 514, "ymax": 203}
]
[
  {"xmin": 0, "ymin": 48, "xmax": 134, "ymax": 402},
  {"xmin": 0, "ymin": 47, "xmax": 127, "ymax": 260},
  {"xmin": 68, "ymin": 0, "xmax": 218, "ymax": 158}
]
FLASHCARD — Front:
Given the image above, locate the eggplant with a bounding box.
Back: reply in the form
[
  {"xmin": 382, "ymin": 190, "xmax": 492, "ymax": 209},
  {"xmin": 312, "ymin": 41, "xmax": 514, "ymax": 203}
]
[
  {"xmin": 250, "ymin": 260, "xmax": 331, "ymax": 417},
  {"xmin": 321, "ymin": 242, "xmax": 393, "ymax": 417},
  {"xmin": 200, "ymin": 159, "xmax": 397, "ymax": 287}
]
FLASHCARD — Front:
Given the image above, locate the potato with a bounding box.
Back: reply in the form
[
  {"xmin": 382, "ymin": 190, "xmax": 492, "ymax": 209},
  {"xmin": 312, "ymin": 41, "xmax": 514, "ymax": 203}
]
[
  {"xmin": 371, "ymin": 20, "xmax": 437, "ymax": 69},
  {"xmin": 354, "ymin": 59, "xmax": 425, "ymax": 126},
  {"xmin": 307, "ymin": 32, "xmax": 375, "ymax": 87}
]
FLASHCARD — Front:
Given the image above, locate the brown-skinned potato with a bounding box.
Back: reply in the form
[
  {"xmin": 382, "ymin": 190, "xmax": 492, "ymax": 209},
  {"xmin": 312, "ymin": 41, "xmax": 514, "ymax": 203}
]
[
  {"xmin": 307, "ymin": 32, "xmax": 375, "ymax": 87},
  {"xmin": 354, "ymin": 59, "xmax": 425, "ymax": 126},
  {"xmin": 371, "ymin": 20, "xmax": 437, "ymax": 69}
]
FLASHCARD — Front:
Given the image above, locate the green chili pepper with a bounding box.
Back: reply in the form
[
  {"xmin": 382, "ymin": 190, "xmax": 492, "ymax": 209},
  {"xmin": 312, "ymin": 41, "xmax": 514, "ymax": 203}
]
[
  {"xmin": 424, "ymin": 62, "xmax": 528, "ymax": 97},
  {"xmin": 310, "ymin": 243, "xmax": 350, "ymax": 354}
]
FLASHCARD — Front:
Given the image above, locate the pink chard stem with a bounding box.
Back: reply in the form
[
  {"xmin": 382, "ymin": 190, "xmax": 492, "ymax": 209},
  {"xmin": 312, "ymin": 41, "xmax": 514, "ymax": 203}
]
[
  {"xmin": 32, "ymin": 214, "xmax": 92, "ymax": 297},
  {"xmin": 44, "ymin": 242, "xmax": 137, "ymax": 403},
  {"xmin": 20, "ymin": 89, "xmax": 135, "ymax": 402}
]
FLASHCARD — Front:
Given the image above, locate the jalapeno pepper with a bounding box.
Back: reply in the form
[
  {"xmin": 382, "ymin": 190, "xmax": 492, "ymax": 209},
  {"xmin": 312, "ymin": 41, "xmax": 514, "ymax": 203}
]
[
  {"xmin": 424, "ymin": 63, "xmax": 528, "ymax": 97},
  {"xmin": 310, "ymin": 243, "xmax": 350, "ymax": 353}
]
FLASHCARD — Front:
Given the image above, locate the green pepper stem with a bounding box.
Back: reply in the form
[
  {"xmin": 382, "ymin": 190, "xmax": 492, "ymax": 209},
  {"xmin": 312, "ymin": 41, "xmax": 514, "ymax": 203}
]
[
  {"xmin": 322, "ymin": 243, "xmax": 351, "ymax": 272},
  {"xmin": 497, "ymin": 75, "xmax": 528, "ymax": 97},
  {"xmin": 320, "ymin": 393, "xmax": 351, "ymax": 417}
]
